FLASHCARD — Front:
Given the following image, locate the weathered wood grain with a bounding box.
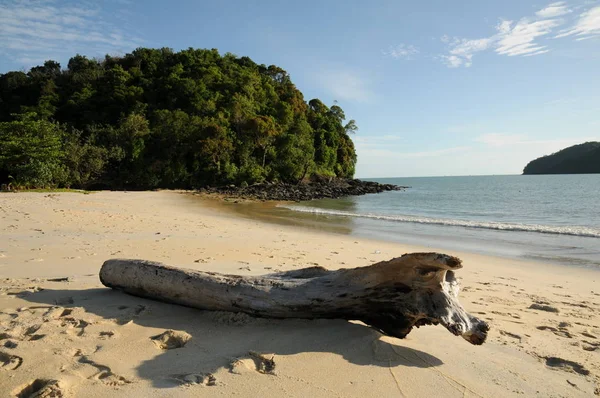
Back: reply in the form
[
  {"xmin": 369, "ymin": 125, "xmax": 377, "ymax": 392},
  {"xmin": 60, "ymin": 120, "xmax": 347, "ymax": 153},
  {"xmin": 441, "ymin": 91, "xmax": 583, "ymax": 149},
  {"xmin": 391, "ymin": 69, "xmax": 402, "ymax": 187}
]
[{"xmin": 99, "ymin": 252, "xmax": 489, "ymax": 345}]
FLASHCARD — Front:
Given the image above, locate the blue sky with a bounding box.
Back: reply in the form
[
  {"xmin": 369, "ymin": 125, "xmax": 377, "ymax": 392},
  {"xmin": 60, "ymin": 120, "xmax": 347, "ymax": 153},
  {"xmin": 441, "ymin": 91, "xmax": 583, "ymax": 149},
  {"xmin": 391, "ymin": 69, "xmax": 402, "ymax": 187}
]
[{"xmin": 1, "ymin": 0, "xmax": 599, "ymax": 177}]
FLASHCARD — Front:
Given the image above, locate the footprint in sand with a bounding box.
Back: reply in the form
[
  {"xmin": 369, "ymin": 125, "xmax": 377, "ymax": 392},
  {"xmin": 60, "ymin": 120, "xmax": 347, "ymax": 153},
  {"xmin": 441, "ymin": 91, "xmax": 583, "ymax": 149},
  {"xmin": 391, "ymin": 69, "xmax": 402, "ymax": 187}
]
[
  {"xmin": 499, "ymin": 330, "xmax": 523, "ymax": 342},
  {"xmin": 99, "ymin": 331, "xmax": 115, "ymax": 339},
  {"xmin": 537, "ymin": 325, "xmax": 574, "ymax": 339},
  {"xmin": 151, "ymin": 330, "xmax": 191, "ymax": 350},
  {"xmin": 78, "ymin": 356, "xmax": 132, "ymax": 386},
  {"xmin": 529, "ymin": 303, "xmax": 560, "ymax": 313},
  {"xmin": 581, "ymin": 331, "xmax": 598, "ymax": 339},
  {"xmin": 61, "ymin": 317, "xmax": 90, "ymax": 337},
  {"xmin": 230, "ymin": 351, "xmax": 276, "ymax": 375},
  {"xmin": 23, "ymin": 324, "xmax": 46, "ymax": 341},
  {"xmin": 43, "ymin": 307, "xmax": 72, "ymax": 321},
  {"xmin": 12, "ymin": 379, "xmax": 63, "ymax": 398},
  {"xmin": 0, "ymin": 351, "xmax": 23, "ymax": 370},
  {"xmin": 582, "ymin": 340, "xmax": 600, "ymax": 351},
  {"xmin": 4, "ymin": 341, "xmax": 18, "ymax": 349},
  {"xmin": 544, "ymin": 356, "xmax": 590, "ymax": 376}
]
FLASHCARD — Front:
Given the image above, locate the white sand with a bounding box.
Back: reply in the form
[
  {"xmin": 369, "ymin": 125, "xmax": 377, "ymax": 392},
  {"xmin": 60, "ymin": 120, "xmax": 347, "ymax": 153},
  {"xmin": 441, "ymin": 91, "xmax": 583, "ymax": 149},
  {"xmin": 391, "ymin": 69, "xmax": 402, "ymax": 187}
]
[{"xmin": 1, "ymin": 191, "xmax": 599, "ymax": 397}]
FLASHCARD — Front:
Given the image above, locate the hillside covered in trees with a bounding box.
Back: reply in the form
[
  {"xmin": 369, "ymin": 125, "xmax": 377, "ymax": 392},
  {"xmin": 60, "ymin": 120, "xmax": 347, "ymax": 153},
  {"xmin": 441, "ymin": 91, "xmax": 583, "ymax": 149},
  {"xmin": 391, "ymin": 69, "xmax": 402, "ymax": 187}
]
[
  {"xmin": 523, "ymin": 142, "xmax": 600, "ymax": 175},
  {"xmin": 0, "ymin": 48, "xmax": 357, "ymax": 189}
]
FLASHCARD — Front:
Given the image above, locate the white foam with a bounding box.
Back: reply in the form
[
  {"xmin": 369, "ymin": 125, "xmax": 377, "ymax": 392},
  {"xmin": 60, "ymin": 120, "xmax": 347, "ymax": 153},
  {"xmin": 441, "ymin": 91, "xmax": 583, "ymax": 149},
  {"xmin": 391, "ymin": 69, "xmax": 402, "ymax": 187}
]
[{"xmin": 279, "ymin": 205, "xmax": 600, "ymax": 238}]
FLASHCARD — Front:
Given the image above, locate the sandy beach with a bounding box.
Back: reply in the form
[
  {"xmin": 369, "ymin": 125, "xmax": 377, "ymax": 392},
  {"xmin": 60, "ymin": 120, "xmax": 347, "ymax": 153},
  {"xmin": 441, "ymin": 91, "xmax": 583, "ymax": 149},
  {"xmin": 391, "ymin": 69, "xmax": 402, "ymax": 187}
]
[{"xmin": 1, "ymin": 191, "xmax": 599, "ymax": 397}]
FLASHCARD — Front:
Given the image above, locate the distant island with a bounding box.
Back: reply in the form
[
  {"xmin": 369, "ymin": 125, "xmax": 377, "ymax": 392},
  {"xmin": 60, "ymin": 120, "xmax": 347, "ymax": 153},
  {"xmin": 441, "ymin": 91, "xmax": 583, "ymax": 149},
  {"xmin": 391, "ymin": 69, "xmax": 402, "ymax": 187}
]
[
  {"xmin": 523, "ymin": 142, "xmax": 600, "ymax": 175},
  {"xmin": 0, "ymin": 48, "xmax": 359, "ymax": 191}
]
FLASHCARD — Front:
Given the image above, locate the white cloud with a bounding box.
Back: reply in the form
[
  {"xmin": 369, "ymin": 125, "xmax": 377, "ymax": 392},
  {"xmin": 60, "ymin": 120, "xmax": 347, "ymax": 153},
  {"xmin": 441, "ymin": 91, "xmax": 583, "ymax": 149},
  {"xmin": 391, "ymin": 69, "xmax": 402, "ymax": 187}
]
[
  {"xmin": 440, "ymin": 2, "xmax": 600, "ymax": 67},
  {"xmin": 536, "ymin": 2, "xmax": 572, "ymax": 18},
  {"xmin": 555, "ymin": 5, "xmax": 600, "ymax": 39},
  {"xmin": 315, "ymin": 69, "xmax": 374, "ymax": 102},
  {"xmin": 0, "ymin": 0, "xmax": 142, "ymax": 68},
  {"xmin": 442, "ymin": 38, "xmax": 493, "ymax": 67},
  {"xmin": 495, "ymin": 18, "xmax": 561, "ymax": 56},
  {"xmin": 383, "ymin": 44, "xmax": 419, "ymax": 60}
]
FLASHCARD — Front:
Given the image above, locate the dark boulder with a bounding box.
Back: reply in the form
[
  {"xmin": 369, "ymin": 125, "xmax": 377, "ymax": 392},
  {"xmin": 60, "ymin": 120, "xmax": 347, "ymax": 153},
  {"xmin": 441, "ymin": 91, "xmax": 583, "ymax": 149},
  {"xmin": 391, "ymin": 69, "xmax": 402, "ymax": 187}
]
[{"xmin": 196, "ymin": 178, "xmax": 407, "ymax": 201}]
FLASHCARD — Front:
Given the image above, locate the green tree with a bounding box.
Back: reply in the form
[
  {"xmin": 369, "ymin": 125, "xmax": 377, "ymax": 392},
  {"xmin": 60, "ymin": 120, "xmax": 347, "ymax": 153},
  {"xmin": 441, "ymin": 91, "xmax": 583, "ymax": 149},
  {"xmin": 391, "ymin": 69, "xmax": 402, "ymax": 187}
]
[
  {"xmin": 0, "ymin": 114, "xmax": 67, "ymax": 188},
  {"xmin": 0, "ymin": 48, "xmax": 357, "ymax": 189}
]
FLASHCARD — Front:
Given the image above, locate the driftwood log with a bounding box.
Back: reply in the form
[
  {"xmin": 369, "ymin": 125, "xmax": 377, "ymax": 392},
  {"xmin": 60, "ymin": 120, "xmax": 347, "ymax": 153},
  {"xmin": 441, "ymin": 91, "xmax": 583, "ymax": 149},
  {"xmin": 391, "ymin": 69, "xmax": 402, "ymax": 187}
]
[{"xmin": 99, "ymin": 252, "xmax": 489, "ymax": 345}]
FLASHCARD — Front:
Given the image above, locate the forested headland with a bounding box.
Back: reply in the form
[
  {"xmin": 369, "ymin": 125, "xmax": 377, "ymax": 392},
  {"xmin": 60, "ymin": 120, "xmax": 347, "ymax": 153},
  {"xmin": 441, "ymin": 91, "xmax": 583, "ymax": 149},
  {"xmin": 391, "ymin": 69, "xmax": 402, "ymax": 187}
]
[
  {"xmin": 0, "ymin": 48, "xmax": 358, "ymax": 190},
  {"xmin": 523, "ymin": 142, "xmax": 600, "ymax": 175}
]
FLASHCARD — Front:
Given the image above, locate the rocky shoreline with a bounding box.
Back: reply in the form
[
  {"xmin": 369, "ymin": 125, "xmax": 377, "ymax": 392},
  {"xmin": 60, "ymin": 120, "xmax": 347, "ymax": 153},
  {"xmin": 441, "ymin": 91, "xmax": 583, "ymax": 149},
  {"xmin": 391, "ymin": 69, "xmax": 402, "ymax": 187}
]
[{"xmin": 195, "ymin": 178, "xmax": 406, "ymax": 201}]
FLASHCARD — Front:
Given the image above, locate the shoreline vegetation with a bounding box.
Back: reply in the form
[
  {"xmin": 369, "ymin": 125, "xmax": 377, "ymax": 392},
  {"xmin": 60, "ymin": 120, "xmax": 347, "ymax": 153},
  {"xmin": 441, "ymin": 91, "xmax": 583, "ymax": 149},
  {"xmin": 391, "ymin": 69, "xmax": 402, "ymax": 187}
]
[{"xmin": 1, "ymin": 48, "xmax": 359, "ymax": 192}]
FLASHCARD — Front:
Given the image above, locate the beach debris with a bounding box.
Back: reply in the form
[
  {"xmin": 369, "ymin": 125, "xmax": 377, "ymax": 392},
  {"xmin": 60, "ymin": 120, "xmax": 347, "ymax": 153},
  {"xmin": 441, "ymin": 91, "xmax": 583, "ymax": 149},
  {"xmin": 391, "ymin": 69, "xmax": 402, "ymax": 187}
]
[
  {"xmin": 99, "ymin": 253, "xmax": 490, "ymax": 345},
  {"xmin": 46, "ymin": 277, "xmax": 70, "ymax": 282}
]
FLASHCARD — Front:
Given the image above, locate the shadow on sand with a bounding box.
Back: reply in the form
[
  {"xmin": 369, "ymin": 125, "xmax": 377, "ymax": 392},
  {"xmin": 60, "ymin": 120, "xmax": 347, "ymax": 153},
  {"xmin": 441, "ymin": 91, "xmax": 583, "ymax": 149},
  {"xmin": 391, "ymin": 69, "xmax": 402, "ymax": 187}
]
[{"xmin": 20, "ymin": 286, "xmax": 443, "ymax": 389}]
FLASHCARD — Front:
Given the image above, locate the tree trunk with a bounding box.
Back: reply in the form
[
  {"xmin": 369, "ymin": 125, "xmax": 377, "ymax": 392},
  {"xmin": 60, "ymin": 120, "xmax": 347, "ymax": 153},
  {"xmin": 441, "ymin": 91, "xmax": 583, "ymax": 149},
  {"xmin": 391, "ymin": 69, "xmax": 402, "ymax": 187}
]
[
  {"xmin": 262, "ymin": 146, "xmax": 268, "ymax": 168},
  {"xmin": 99, "ymin": 252, "xmax": 489, "ymax": 345}
]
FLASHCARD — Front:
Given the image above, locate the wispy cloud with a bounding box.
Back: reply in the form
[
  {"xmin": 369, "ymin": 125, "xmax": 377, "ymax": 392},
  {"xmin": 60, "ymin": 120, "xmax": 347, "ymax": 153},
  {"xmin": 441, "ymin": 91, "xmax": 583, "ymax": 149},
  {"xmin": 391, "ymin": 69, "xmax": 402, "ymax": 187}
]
[
  {"xmin": 536, "ymin": 2, "xmax": 572, "ymax": 18},
  {"xmin": 0, "ymin": 0, "xmax": 142, "ymax": 68},
  {"xmin": 441, "ymin": 38, "xmax": 493, "ymax": 67},
  {"xmin": 495, "ymin": 18, "xmax": 561, "ymax": 56},
  {"xmin": 555, "ymin": 5, "xmax": 600, "ymax": 39},
  {"xmin": 315, "ymin": 69, "xmax": 374, "ymax": 102},
  {"xmin": 383, "ymin": 44, "xmax": 419, "ymax": 60},
  {"xmin": 441, "ymin": 2, "xmax": 599, "ymax": 67}
]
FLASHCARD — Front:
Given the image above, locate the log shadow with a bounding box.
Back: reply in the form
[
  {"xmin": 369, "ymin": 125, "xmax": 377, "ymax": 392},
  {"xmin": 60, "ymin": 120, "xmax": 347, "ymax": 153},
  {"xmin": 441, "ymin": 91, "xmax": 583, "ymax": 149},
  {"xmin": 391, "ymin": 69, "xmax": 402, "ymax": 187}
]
[{"xmin": 20, "ymin": 287, "xmax": 443, "ymax": 389}]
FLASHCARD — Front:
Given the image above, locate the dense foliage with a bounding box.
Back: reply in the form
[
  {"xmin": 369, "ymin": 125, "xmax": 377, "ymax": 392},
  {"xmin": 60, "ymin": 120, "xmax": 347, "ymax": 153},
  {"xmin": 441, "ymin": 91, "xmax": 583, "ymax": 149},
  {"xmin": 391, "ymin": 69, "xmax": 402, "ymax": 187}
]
[
  {"xmin": 0, "ymin": 48, "xmax": 357, "ymax": 189},
  {"xmin": 523, "ymin": 142, "xmax": 600, "ymax": 175}
]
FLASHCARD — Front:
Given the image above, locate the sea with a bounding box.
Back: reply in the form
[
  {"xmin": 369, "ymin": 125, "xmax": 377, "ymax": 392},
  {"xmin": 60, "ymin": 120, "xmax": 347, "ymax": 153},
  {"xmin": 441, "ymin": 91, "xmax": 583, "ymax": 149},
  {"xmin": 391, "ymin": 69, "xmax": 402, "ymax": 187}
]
[{"xmin": 272, "ymin": 175, "xmax": 600, "ymax": 269}]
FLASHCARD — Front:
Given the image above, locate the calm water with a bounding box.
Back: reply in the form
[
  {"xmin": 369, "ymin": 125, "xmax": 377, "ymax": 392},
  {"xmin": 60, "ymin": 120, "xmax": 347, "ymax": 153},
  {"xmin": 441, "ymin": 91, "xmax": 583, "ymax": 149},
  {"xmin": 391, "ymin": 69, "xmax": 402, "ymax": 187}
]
[{"xmin": 279, "ymin": 175, "xmax": 600, "ymax": 268}]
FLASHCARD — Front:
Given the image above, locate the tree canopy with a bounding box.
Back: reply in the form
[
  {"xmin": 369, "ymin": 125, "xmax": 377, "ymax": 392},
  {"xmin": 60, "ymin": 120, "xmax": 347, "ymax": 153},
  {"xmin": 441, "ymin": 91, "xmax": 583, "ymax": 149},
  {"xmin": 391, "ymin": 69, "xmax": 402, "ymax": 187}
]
[
  {"xmin": 0, "ymin": 48, "xmax": 357, "ymax": 189},
  {"xmin": 523, "ymin": 142, "xmax": 600, "ymax": 175}
]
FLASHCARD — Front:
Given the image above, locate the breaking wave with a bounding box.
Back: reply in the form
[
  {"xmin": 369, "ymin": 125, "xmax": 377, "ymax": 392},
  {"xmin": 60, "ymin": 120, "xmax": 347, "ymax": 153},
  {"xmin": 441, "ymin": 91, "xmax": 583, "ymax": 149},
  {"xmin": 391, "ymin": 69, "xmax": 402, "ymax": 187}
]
[{"xmin": 279, "ymin": 205, "xmax": 600, "ymax": 238}]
